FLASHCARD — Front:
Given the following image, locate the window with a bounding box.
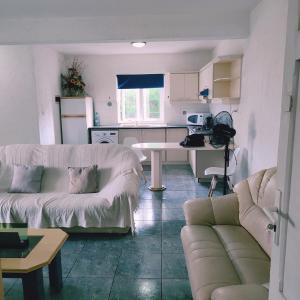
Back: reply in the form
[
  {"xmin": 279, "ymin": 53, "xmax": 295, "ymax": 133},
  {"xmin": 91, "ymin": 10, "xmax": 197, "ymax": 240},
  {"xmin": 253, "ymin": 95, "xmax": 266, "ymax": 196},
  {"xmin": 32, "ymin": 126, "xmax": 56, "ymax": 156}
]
[
  {"xmin": 118, "ymin": 88, "xmax": 164, "ymax": 123},
  {"xmin": 116, "ymin": 74, "xmax": 164, "ymax": 123}
]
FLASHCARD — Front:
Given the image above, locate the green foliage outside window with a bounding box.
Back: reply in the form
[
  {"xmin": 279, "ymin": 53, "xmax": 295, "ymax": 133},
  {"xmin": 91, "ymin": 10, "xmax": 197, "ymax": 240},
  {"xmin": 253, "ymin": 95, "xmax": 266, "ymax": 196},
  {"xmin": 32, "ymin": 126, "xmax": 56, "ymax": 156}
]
[
  {"xmin": 119, "ymin": 88, "xmax": 162, "ymax": 121},
  {"xmin": 124, "ymin": 89, "xmax": 137, "ymax": 119},
  {"xmin": 148, "ymin": 89, "xmax": 160, "ymax": 119}
]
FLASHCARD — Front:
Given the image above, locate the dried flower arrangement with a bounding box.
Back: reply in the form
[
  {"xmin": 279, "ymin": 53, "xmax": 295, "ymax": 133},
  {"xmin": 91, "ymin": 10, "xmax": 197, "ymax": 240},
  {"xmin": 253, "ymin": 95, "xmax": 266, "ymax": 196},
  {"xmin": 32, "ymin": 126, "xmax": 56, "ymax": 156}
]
[{"xmin": 61, "ymin": 58, "xmax": 86, "ymax": 97}]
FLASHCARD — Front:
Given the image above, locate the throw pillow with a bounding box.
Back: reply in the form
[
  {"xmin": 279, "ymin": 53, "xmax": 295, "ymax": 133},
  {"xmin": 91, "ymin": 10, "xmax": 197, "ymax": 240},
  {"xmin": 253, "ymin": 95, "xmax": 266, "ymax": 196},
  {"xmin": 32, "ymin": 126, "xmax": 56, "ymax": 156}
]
[
  {"xmin": 9, "ymin": 165, "xmax": 44, "ymax": 193},
  {"xmin": 68, "ymin": 165, "xmax": 98, "ymax": 194}
]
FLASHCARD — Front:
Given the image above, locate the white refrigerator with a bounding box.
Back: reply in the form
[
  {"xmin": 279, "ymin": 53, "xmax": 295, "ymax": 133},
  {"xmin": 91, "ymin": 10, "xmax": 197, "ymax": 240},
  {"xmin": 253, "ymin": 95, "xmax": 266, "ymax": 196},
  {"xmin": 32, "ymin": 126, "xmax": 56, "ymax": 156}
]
[{"xmin": 60, "ymin": 97, "xmax": 93, "ymax": 144}]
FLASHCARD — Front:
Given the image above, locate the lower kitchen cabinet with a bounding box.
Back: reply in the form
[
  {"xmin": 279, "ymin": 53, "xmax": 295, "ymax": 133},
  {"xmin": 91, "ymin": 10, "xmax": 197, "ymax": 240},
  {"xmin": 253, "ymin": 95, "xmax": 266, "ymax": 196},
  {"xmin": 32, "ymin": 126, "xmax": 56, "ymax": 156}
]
[
  {"xmin": 166, "ymin": 128, "xmax": 188, "ymax": 162},
  {"xmin": 118, "ymin": 127, "xmax": 189, "ymax": 164},
  {"xmin": 189, "ymin": 149, "xmax": 225, "ymax": 180},
  {"xmin": 118, "ymin": 129, "xmax": 142, "ymax": 144},
  {"xmin": 141, "ymin": 129, "xmax": 166, "ymax": 162}
]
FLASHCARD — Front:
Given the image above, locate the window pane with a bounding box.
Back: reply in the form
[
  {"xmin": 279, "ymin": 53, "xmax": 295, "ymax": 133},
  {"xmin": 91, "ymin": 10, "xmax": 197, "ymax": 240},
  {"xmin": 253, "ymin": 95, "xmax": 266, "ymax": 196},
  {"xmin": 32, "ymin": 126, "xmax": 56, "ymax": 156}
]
[
  {"xmin": 124, "ymin": 89, "xmax": 137, "ymax": 119},
  {"xmin": 147, "ymin": 88, "xmax": 160, "ymax": 119}
]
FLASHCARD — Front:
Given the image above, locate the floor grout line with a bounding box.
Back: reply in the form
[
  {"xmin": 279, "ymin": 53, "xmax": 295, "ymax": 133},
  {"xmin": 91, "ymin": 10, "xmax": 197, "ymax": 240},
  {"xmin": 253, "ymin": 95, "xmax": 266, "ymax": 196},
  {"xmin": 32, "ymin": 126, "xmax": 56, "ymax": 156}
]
[{"xmin": 107, "ymin": 249, "xmax": 123, "ymax": 300}]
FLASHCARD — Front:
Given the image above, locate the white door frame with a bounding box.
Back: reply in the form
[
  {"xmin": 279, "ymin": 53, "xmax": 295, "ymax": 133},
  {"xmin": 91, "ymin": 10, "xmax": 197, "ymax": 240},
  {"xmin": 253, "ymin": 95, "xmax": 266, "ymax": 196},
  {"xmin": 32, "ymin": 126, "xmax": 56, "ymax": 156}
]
[
  {"xmin": 269, "ymin": 61, "xmax": 299, "ymax": 300},
  {"xmin": 269, "ymin": 0, "xmax": 299, "ymax": 297}
]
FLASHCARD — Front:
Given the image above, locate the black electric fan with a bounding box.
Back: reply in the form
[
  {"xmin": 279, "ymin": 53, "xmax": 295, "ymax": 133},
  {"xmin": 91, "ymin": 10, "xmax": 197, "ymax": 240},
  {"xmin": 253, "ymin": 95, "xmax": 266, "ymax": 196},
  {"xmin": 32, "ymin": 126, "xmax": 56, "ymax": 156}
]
[{"xmin": 209, "ymin": 111, "xmax": 236, "ymax": 195}]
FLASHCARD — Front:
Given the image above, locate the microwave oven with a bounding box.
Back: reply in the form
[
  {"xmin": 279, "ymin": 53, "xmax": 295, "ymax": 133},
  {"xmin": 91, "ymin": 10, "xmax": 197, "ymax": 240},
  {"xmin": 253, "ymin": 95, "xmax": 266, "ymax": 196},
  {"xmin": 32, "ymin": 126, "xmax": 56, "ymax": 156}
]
[{"xmin": 186, "ymin": 113, "xmax": 212, "ymax": 125}]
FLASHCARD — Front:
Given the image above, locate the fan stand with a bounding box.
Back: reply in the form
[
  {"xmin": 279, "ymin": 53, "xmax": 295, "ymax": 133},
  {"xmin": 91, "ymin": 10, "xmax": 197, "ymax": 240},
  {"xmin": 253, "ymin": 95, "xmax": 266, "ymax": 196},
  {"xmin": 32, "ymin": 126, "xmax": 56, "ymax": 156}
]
[{"xmin": 223, "ymin": 141, "xmax": 230, "ymax": 195}]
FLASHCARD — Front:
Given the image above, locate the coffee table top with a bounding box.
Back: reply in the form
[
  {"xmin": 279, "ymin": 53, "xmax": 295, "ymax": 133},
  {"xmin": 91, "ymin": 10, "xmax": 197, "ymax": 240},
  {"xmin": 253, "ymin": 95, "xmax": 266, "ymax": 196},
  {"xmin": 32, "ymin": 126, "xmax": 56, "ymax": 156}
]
[{"xmin": 0, "ymin": 228, "xmax": 68, "ymax": 274}]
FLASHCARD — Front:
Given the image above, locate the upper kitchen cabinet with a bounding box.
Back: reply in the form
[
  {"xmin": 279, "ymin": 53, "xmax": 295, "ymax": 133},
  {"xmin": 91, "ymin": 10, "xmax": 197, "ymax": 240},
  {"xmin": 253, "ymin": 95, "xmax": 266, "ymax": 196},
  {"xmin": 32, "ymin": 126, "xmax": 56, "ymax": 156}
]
[
  {"xmin": 199, "ymin": 64, "xmax": 213, "ymax": 100},
  {"xmin": 169, "ymin": 72, "xmax": 199, "ymax": 101},
  {"xmin": 199, "ymin": 55, "xmax": 242, "ymax": 104}
]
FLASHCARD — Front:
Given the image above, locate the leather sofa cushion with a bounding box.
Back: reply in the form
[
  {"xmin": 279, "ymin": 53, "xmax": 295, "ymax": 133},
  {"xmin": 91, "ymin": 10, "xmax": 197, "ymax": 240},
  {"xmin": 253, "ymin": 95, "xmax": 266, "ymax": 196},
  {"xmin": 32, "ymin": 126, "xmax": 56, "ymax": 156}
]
[
  {"xmin": 211, "ymin": 284, "xmax": 268, "ymax": 300},
  {"xmin": 213, "ymin": 225, "xmax": 270, "ymax": 284},
  {"xmin": 234, "ymin": 168, "xmax": 276, "ymax": 256},
  {"xmin": 181, "ymin": 225, "xmax": 240, "ymax": 300},
  {"xmin": 181, "ymin": 225, "xmax": 270, "ymax": 300}
]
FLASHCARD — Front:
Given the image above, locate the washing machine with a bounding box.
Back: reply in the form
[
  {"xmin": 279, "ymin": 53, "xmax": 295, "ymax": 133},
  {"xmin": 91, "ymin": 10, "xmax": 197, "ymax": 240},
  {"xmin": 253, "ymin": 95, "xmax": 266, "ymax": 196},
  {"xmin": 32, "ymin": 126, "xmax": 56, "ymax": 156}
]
[{"xmin": 91, "ymin": 130, "xmax": 119, "ymax": 144}]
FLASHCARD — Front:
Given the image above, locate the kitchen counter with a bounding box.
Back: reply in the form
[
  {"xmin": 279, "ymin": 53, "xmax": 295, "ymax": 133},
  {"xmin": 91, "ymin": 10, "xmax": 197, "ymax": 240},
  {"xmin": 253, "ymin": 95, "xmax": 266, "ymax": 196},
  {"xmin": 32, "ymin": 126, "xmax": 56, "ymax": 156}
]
[
  {"xmin": 88, "ymin": 124, "xmax": 187, "ymax": 129},
  {"xmin": 88, "ymin": 125, "xmax": 189, "ymax": 147}
]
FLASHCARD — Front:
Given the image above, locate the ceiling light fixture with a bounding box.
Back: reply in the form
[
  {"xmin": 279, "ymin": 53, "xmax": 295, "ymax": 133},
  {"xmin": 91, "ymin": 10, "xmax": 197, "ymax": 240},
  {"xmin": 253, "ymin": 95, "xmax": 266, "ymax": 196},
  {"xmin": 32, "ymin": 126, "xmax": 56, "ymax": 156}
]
[{"xmin": 131, "ymin": 41, "xmax": 147, "ymax": 48}]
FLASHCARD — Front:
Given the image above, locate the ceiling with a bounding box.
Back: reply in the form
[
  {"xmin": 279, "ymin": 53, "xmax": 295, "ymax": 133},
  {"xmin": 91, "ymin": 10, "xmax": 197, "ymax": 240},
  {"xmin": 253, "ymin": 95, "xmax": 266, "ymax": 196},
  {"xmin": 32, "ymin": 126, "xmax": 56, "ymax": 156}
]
[
  {"xmin": 50, "ymin": 40, "xmax": 221, "ymax": 55},
  {"xmin": 0, "ymin": 0, "xmax": 261, "ymax": 19},
  {"xmin": 0, "ymin": 0, "xmax": 261, "ymax": 44}
]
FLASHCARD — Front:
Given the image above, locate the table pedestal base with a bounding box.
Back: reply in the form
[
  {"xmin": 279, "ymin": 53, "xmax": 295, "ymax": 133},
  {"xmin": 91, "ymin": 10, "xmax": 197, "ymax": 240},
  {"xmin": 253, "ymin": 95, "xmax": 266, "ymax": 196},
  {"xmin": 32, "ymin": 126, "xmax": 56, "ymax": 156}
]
[{"xmin": 148, "ymin": 185, "xmax": 166, "ymax": 191}]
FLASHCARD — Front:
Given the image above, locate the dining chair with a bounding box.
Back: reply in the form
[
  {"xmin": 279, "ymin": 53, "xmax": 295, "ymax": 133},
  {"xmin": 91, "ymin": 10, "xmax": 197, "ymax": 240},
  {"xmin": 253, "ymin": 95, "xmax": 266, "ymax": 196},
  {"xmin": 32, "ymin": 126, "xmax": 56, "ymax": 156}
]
[{"xmin": 205, "ymin": 147, "xmax": 240, "ymax": 196}]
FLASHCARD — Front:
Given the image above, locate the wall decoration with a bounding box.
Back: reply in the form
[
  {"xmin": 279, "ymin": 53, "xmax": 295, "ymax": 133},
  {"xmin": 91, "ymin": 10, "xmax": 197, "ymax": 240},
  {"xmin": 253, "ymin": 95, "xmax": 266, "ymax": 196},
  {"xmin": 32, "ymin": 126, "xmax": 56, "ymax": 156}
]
[{"xmin": 61, "ymin": 58, "xmax": 86, "ymax": 97}]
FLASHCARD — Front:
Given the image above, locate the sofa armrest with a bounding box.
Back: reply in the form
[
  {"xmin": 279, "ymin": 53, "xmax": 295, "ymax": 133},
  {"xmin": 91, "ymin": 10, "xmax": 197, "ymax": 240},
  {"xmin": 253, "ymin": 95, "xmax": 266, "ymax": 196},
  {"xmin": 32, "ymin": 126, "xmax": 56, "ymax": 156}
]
[
  {"xmin": 211, "ymin": 284, "xmax": 268, "ymax": 300},
  {"xmin": 183, "ymin": 193, "xmax": 240, "ymax": 225}
]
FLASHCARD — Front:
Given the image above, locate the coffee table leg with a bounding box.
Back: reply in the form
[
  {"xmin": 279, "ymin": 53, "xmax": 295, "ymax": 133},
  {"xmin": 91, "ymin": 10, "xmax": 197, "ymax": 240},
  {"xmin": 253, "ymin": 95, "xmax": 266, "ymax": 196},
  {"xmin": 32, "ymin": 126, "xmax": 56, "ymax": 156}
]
[
  {"xmin": 48, "ymin": 250, "xmax": 63, "ymax": 292},
  {"xmin": 22, "ymin": 269, "xmax": 44, "ymax": 300},
  {"xmin": 49, "ymin": 251, "xmax": 63, "ymax": 292}
]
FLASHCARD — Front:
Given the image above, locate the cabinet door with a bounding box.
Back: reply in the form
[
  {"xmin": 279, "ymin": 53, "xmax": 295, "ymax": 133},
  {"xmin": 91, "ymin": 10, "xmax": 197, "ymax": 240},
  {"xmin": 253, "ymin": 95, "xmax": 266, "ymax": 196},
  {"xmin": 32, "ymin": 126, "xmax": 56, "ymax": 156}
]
[
  {"xmin": 118, "ymin": 129, "xmax": 142, "ymax": 144},
  {"xmin": 62, "ymin": 117, "xmax": 88, "ymax": 144},
  {"xmin": 170, "ymin": 73, "xmax": 185, "ymax": 101},
  {"xmin": 199, "ymin": 65, "xmax": 213, "ymax": 99},
  {"xmin": 166, "ymin": 128, "xmax": 188, "ymax": 162},
  {"xmin": 184, "ymin": 73, "xmax": 199, "ymax": 100},
  {"xmin": 141, "ymin": 129, "xmax": 166, "ymax": 162},
  {"xmin": 195, "ymin": 150, "xmax": 224, "ymax": 179}
]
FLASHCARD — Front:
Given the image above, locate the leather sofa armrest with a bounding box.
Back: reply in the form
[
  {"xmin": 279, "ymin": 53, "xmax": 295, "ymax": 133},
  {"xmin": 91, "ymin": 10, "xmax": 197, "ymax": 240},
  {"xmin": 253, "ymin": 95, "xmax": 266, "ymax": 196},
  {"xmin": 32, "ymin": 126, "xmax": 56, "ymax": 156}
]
[
  {"xmin": 211, "ymin": 284, "xmax": 268, "ymax": 300},
  {"xmin": 183, "ymin": 193, "xmax": 240, "ymax": 225}
]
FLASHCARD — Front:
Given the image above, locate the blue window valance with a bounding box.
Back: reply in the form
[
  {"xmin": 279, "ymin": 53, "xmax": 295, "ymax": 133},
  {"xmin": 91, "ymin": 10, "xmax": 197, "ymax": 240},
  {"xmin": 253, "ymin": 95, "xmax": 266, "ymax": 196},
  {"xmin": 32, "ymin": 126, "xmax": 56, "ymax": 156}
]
[{"xmin": 117, "ymin": 74, "xmax": 164, "ymax": 89}]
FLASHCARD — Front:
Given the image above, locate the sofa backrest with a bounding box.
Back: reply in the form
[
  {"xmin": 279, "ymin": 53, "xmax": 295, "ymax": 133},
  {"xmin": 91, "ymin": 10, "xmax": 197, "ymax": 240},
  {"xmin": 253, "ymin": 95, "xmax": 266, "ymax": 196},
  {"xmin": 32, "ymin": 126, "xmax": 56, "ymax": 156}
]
[
  {"xmin": 234, "ymin": 167, "xmax": 277, "ymax": 257},
  {"xmin": 0, "ymin": 144, "xmax": 139, "ymax": 193}
]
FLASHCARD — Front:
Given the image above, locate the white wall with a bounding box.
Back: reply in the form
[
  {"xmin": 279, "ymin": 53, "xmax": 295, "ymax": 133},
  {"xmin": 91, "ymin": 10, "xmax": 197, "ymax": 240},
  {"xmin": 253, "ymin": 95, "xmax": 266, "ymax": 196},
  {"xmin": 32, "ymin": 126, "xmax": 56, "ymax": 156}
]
[
  {"xmin": 33, "ymin": 46, "xmax": 63, "ymax": 144},
  {"xmin": 210, "ymin": 1, "xmax": 288, "ymax": 181},
  {"xmin": 63, "ymin": 51, "xmax": 212, "ymax": 125},
  {"xmin": 233, "ymin": 0, "xmax": 288, "ymax": 180},
  {"xmin": 213, "ymin": 39, "xmax": 246, "ymax": 58},
  {"xmin": 0, "ymin": 46, "xmax": 40, "ymax": 144}
]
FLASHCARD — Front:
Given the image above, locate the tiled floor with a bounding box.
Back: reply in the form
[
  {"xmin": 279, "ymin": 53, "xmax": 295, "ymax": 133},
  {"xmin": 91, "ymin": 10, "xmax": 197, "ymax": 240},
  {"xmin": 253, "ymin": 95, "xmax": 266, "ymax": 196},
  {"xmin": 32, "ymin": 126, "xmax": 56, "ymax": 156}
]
[{"xmin": 3, "ymin": 164, "xmax": 223, "ymax": 300}]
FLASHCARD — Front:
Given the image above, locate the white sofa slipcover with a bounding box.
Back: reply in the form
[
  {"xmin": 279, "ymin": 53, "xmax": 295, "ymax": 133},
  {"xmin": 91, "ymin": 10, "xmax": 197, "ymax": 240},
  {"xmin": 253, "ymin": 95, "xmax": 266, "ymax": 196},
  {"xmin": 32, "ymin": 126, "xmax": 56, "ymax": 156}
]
[{"xmin": 0, "ymin": 144, "xmax": 140, "ymax": 232}]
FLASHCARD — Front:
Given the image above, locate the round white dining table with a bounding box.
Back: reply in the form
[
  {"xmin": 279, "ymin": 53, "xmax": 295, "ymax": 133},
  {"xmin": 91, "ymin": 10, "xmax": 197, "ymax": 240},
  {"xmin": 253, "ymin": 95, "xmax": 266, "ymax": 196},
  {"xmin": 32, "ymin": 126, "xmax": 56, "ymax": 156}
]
[{"xmin": 132, "ymin": 142, "xmax": 222, "ymax": 191}]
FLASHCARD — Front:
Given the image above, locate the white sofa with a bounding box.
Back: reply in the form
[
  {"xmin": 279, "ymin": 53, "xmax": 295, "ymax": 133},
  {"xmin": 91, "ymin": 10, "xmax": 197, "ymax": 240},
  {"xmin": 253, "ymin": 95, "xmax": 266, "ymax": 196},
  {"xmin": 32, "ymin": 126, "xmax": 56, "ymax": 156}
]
[{"xmin": 0, "ymin": 144, "xmax": 141, "ymax": 233}]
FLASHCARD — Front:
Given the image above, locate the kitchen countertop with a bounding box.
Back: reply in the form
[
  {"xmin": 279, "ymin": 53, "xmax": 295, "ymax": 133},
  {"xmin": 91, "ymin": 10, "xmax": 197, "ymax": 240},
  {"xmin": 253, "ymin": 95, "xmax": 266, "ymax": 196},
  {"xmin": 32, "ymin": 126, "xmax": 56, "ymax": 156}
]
[{"xmin": 88, "ymin": 124, "xmax": 187, "ymax": 129}]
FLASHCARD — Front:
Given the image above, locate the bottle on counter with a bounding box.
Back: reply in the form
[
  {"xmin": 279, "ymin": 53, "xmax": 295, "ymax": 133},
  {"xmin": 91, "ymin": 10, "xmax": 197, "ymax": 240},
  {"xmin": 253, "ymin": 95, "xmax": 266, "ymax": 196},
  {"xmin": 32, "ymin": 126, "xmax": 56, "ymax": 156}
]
[{"xmin": 94, "ymin": 112, "xmax": 100, "ymax": 126}]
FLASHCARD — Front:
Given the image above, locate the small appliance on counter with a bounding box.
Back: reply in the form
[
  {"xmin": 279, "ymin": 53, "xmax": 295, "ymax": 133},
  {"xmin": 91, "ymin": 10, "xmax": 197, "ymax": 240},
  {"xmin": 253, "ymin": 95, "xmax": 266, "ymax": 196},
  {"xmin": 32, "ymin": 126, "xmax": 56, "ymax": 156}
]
[
  {"xmin": 186, "ymin": 113, "xmax": 212, "ymax": 126},
  {"xmin": 186, "ymin": 112, "xmax": 213, "ymax": 135}
]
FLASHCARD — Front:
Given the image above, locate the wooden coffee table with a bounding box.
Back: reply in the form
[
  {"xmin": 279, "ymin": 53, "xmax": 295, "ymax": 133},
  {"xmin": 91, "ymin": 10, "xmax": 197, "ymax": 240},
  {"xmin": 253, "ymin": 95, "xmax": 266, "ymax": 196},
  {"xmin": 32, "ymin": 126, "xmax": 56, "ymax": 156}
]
[{"xmin": 1, "ymin": 228, "xmax": 68, "ymax": 300}]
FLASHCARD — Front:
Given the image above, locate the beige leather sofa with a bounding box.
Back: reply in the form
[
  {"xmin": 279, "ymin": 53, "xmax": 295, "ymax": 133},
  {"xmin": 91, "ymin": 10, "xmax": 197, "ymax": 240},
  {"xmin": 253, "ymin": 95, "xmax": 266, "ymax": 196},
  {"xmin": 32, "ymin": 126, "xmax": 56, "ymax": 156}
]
[{"xmin": 181, "ymin": 168, "xmax": 276, "ymax": 300}]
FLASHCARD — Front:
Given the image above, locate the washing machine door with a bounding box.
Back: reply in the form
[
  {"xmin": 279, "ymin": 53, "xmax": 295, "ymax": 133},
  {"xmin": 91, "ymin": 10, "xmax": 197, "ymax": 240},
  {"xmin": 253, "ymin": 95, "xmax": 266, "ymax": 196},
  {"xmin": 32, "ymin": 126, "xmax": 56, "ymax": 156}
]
[
  {"xmin": 91, "ymin": 130, "xmax": 118, "ymax": 144},
  {"xmin": 96, "ymin": 137, "xmax": 115, "ymax": 144}
]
